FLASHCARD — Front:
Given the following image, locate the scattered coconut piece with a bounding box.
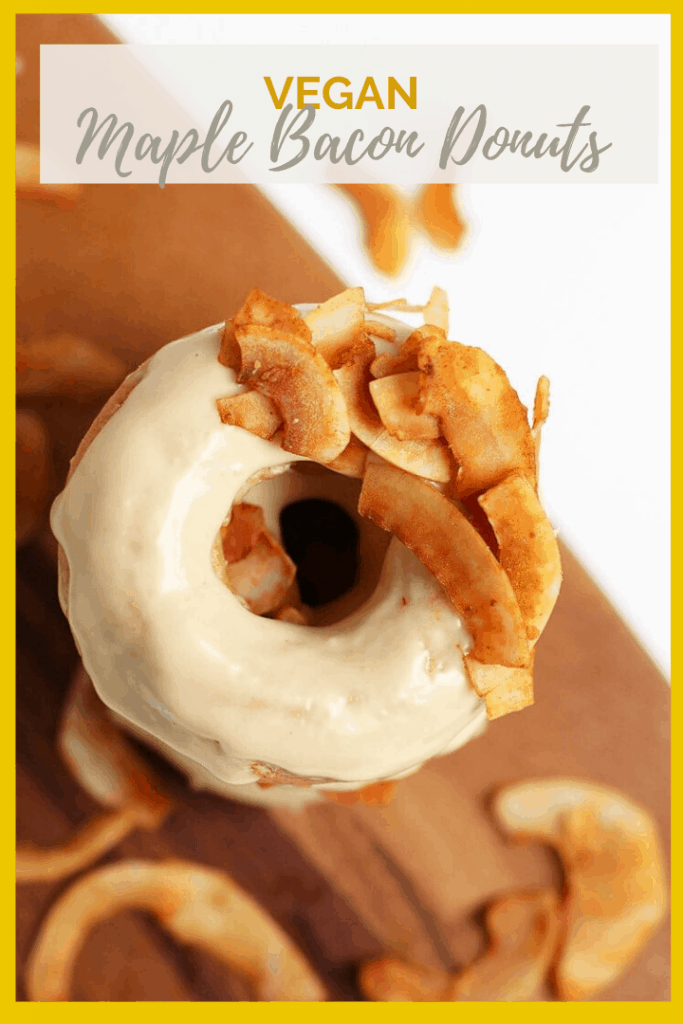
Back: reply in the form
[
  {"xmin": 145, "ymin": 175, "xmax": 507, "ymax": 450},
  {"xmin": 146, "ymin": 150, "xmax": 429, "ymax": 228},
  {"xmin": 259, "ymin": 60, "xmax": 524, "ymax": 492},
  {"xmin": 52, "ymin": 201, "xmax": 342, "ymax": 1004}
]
[
  {"xmin": 337, "ymin": 184, "xmax": 411, "ymax": 276},
  {"xmin": 359, "ymin": 462, "xmax": 529, "ymax": 667},
  {"xmin": 335, "ymin": 356, "xmax": 451, "ymax": 482},
  {"xmin": 370, "ymin": 324, "xmax": 445, "ymax": 379},
  {"xmin": 416, "ymin": 184, "xmax": 467, "ymax": 251},
  {"xmin": 448, "ymin": 887, "xmax": 562, "ymax": 1000},
  {"xmin": 16, "ymin": 804, "xmax": 150, "ymax": 884},
  {"xmin": 422, "ymin": 286, "xmax": 449, "ymax": 335},
  {"xmin": 369, "ymin": 371, "xmax": 441, "ymax": 441},
  {"xmin": 418, "ymin": 336, "xmax": 537, "ymax": 496},
  {"xmin": 221, "ymin": 502, "xmax": 296, "ymax": 616},
  {"xmin": 532, "ymin": 375, "xmax": 551, "ymax": 477},
  {"xmin": 25, "ymin": 858, "xmax": 327, "ymax": 1002},
  {"xmin": 17, "ymin": 335, "xmax": 126, "ymax": 400},
  {"xmin": 366, "ymin": 298, "xmax": 428, "ymax": 314},
  {"xmin": 58, "ymin": 666, "xmax": 174, "ymax": 824},
  {"xmin": 16, "ymin": 142, "xmax": 81, "ymax": 207},
  {"xmin": 359, "ymin": 957, "xmax": 452, "ymax": 1001},
  {"xmin": 493, "ymin": 778, "xmax": 668, "ymax": 1001},
  {"xmin": 305, "ymin": 287, "xmax": 365, "ymax": 366},
  {"xmin": 236, "ymin": 324, "xmax": 350, "ymax": 463},
  {"xmin": 216, "ymin": 390, "xmax": 282, "ymax": 440},
  {"xmin": 478, "ymin": 473, "xmax": 562, "ymax": 642}
]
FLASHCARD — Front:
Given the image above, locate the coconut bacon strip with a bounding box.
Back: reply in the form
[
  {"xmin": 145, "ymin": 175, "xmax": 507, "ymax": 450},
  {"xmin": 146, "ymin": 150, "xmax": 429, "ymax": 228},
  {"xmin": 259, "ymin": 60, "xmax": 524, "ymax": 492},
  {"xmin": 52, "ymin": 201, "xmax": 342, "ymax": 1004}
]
[
  {"xmin": 464, "ymin": 653, "xmax": 535, "ymax": 720},
  {"xmin": 418, "ymin": 336, "xmax": 537, "ymax": 497},
  {"xmin": 305, "ymin": 286, "xmax": 365, "ymax": 366},
  {"xmin": 478, "ymin": 473, "xmax": 562, "ymax": 642},
  {"xmin": 216, "ymin": 390, "xmax": 282, "ymax": 440},
  {"xmin": 369, "ymin": 371, "xmax": 441, "ymax": 441},
  {"xmin": 26, "ymin": 859, "xmax": 327, "ymax": 1002},
  {"xmin": 494, "ymin": 779, "xmax": 668, "ymax": 1001},
  {"xmin": 358, "ymin": 462, "xmax": 529, "ymax": 667},
  {"xmin": 235, "ymin": 324, "xmax": 350, "ymax": 463},
  {"xmin": 335, "ymin": 350, "xmax": 452, "ymax": 483}
]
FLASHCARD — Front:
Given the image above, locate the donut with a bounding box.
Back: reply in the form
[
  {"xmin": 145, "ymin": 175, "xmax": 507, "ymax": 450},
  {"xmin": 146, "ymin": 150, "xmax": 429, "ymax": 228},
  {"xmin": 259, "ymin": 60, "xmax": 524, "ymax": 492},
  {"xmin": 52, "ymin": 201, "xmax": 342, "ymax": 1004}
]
[{"xmin": 51, "ymin": 287, "xmax": 560, "ymax": 809}]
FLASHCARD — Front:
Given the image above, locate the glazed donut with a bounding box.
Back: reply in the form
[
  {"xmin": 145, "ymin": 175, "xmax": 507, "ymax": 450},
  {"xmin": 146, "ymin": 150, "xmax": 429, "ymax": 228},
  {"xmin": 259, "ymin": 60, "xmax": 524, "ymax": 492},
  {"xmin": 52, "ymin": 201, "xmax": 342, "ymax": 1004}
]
[{"xmin": 51, "ymin": 288, "xmax": 559, "ymax": 809}]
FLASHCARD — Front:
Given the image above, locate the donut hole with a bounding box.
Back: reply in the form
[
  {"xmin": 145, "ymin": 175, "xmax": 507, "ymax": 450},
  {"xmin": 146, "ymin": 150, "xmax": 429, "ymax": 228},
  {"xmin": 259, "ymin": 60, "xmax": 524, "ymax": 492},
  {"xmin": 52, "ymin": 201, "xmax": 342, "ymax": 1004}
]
[
  {"xmin": 280, "ymin": 498, "xmax": 358, "ymax": 608},
  {"xmin": 214, "ymin": 463, "xmax": 391, "ymax": 626}
]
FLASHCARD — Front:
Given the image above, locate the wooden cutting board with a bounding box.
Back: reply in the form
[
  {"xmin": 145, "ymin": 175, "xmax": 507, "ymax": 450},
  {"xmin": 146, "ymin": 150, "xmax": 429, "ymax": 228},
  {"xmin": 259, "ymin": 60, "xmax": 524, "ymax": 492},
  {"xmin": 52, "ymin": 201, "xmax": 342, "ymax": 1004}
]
[{"xmin": 16, "ymin": 14, "xmax": 670, "ymax": 1002}]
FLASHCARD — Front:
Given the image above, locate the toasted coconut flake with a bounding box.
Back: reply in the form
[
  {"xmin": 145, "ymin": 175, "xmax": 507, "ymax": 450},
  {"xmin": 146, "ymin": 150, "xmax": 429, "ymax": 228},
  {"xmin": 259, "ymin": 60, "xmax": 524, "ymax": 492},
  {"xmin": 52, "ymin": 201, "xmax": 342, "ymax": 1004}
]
[
  {"xmin": 417, "ymin": 184, "xmax": 467, "ymax": 251},
  {"xmin": 532, "ymin": 375, "xmax": 551, "ymax": 475},
  {"xmin": 275, "ymin": 605, "xmax": 310, "ymax": 625},
  {"xmin": 335, "ymin": 358, "xmax": 451, "ymax": 483},
  {"xmin": 337, "ymin": 184, "xmax": 410, "ymax": 276},
  {"xmin": 216, "ymin": 390, "xmax": 282, "ymax": 440},
  {"xmin": 59, "ymin": 666, "xmax": 174, "ymax": 825},
  {"xmin": 481, "ymin": 664, "xmax": 535, "ymax": 720},
  {"xmin": 370, "ymin": 324, "xmax": 445, "ymax": 379},
  {"xmin": 236, "ymin": 324, "xmax": 350, "ymax": 463},
  {"xmin": 418, "ymin": 336, "xmax": 536, "ymax": 496},
  {"xmin": 359, "ymin": 462, "xmax": 529, "ymax": 666},
  {"xmin": 423, "ymin": 286, "xmax": 449, "ymax": 335},
  {"xmin": 359, "ymin": 958, "xmax": 451, "ymax": 1001},
  {"xmin": 326, "ymin": 434, "xmax": 371, "ymax": 479},
  {"xmin": 17, "ymin": 335, "xmax": 126, "ymax": 400},
  {"xmin": 16, "ymin": 804, "xmax": 148, "ymax": 884},
  {"xmin": 324, "ymin": 781, "xmax": 397, "ymax": 808},
  {"xmin": 233, "ymin": 288, "xmax": 312, "ymax": 344},
  {"xmin": 366, "ymin": 298, "xmax": 427, "ymax": 314},
  {"xmin": 493, "ymin": 778, "xmax": 668, "ymax": 1001},
  {"xmin": 448, "ymin": 887, "xmax": 562, "ymax": 1000},
  {"xmin": 364, "ymin": 320, "xmax": 397, "ymax": 344},
  {"xmin": 305, "ymin": 287, "xmax": 365, "ymax": 365},
  {"xmin": 221, "ymin": 502, "xmax": 296, "ymax": 616},
  {"xmin": 218, "ymin": 320, "xmax": 241, "ymax": 370},
  {"xmin": 16, "ymin": 142, "xmax": 81, "ymax": 207},
  {"xmin": 369, "ymin": 371, "xmax": 441, "ymax": 441},
  {"xmin": 26, "ymin": 858, "xmax": 326, "ymax": 1002},
  {"xmin": 465, "ymin": 652, "xmax": 534, "ymax": 698},
  {"xmin": 478, "ymin": 473, "xmax": 562, "ymax": 641}
]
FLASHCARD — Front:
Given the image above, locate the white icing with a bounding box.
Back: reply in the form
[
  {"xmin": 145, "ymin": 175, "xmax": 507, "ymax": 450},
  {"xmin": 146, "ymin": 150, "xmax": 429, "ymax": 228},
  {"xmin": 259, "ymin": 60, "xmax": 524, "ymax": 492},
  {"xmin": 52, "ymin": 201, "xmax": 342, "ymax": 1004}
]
[{"xmin": 51, "ymin": 310, "xmax": 487, "ymax": 796}]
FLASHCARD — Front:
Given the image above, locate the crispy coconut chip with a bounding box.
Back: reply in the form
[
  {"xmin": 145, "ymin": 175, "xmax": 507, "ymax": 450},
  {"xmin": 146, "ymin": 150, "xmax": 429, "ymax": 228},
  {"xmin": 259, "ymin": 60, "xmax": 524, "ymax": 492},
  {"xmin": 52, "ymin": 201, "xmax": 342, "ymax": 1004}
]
[
  {"xmin": 275, "ymin": 604, "xmax": 310, "ymax": 625},
  {"xmin": 233, "ymin": 287, "xmax": 312, "ymax": 343},
  {"xmin": 448, "ymin": 887, "xmax": 562, "ymax": 1000},
  {"xmin": 25, "ymin": 858, "xmax": 326, "ymax": 1002},
  {"xmin": 532, "ymin": 375, "xmax": 551, "ymax": 473},
  {"xmin": 366, "ymin": 298, "xmax": 428, "ymax": 314},
  {"xmin": 418, "ymin": 336, "xmax": 537, "ymax": 497},
  {"xmin": 221, "ymin": 502, "xmax": 296, "ymax": 616},
  {"xmin": 17, "ymin": 335, "xmax": 126, "ymax": 400},
  {"xmin": 216, "ymin": 390, "xmax": 282, "ymax": 440},
  {"xmin": 360, "ymin": 887, "xmax": 560, "ymax": 1002},
  {"xmin": 478, "ymin": 473, "xmax": 562, "ymax": 641},
  {"xmin": 17, "ymin": 669, "xmax": 175, "ymax": 884},
  {"xmin": 236, "ymin": 323, "xmax": 350, "ymax": 463},
  {"xmin": 305, "ymin": 286, "xmax": 365, "ymax": 366},
  {"xmin": 218, "ymin": 320, "xmax": 241, "ymax": 370},
  {"xmin": 493, "ymin": 778, "xmax": 668, "ymax": 1001},
  {"xmin": 337, "ymin": 184, "xmax": 411, "ymax": 276},
  {"xmin": 359, "ymin": 462, "xmax": 529, "ymax": 666},
  {"xmin": 423, "ymin": 285, "xmax": 449, "ymax": 335},
  {"xmin": 326, "ymin": 434, "xmax": 371, "ymax": 479},
  {"xmin": 370, "ymin": 324, "xmax": 445, "ymax": 379},
  {"xmin": 335, "ymin": 356, "xmax": 452, "ymax": 483},
  {"xmin": 369, "ymin": 371, "xmax": 441, "ymax": 441},
  {"xmin": 416, "ymin": 184, "xmax": 467, "ymax": 251},
  {"xmin": 465, "ymin": 651, "xmax": 535, "ymax": 700},
  {"xmin": 16, "ymin": 142, "xmax": 81, "ymax": 207},
  {"xmin": 364, "ymin": 320, "xmax": 397, "ymax": 344},
  {"xmin": 359, "ymin": 958, "xmax": 452, "ymax": 1001}
]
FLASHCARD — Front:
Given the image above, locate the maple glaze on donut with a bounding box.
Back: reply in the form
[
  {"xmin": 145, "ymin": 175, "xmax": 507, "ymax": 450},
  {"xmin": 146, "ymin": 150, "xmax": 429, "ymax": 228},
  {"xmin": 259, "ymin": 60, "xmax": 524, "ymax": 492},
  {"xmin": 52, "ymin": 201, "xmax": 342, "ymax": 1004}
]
[{"xmin": 51, "ymin": 310, "xmax": 487, "ymax": 807}]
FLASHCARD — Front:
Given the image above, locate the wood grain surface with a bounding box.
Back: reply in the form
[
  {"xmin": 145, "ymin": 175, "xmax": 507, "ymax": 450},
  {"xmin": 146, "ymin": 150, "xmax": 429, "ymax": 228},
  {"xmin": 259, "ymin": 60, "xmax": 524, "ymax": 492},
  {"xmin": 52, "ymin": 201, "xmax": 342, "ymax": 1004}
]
[{"xmin": 16, "ymin": 14, "xmax": 670, "ymax": 1002}]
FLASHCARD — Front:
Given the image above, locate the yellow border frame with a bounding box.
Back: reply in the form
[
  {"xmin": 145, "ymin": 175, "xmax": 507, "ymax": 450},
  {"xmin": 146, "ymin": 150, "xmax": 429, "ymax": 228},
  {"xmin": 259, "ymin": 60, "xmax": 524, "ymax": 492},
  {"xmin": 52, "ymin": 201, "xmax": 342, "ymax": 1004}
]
[{"xmin": 9, "ymin": 2, "xmax": 673, "ymax": 1016}]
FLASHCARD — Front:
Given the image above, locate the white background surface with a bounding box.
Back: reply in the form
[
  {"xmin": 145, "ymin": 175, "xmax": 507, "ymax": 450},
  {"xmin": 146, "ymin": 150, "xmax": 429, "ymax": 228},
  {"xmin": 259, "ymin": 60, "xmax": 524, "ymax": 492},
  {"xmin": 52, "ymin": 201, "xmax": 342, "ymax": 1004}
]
[{"xmin": 101, "ymin": 13, "xmax": 670, "ymax": 676}]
